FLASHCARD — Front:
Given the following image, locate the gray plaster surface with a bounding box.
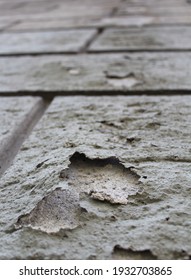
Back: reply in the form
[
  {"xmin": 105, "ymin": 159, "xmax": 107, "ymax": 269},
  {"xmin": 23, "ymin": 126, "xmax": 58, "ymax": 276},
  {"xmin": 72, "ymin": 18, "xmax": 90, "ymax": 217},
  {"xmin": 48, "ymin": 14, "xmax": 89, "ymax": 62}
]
[
  {"xmin": 1, "ymin": 53, "xmax": 191, "ymax": 93},
  {"xmin": 0, "ymin": 96, "xmax": 191, "ymax": 259},
  {"xmin": 0, "ymin": 29, "xmax": 97, "ymax": 55},
  {"xmin": 0, "ymin": 96, "xmax": 44, "ymax": 176},
  {"xmin": 89, "ymin": 26, "xmax": 191, "ymax": 51}
]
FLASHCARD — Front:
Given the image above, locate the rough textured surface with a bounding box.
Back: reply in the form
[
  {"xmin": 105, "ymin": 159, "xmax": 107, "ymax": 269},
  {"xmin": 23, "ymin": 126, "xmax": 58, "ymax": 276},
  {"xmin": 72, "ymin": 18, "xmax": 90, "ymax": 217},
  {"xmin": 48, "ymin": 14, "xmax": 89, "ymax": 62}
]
[
  {"xmin": 0, "ymin": 96, "xmax": 191, "ymax": 260},
  {"xmin": 90, "ymin": 26, "xmax": 191, "ymax": 51},
  {"xmin": 1, "ymin": 53, "xmax": 191, "ymax": 93},
  {"xmin": 0, "ymin": 96, "xmax": 44, "ymax": 176},
  {"xmin": 0, "ymin": 29, "xmax": 97, "ymax": 54}
]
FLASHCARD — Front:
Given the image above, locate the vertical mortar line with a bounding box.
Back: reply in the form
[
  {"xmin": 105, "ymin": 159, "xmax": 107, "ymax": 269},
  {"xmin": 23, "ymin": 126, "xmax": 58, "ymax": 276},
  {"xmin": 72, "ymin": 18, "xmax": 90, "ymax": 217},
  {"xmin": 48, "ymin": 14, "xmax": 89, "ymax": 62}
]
[
  {"xmin": 109, "ymin": 0, "xmax": 125, "ymax": 17},
  {"xmin": 79, "ymin": 0, "xmax": 123, "ymax": 53},
  {"xmin": 81, "ymin": 0, "xmax": 124, "ymax": 53},
  {"xmin": 110, "ymin": 6, "xmax": 119, "ymax": 16},
  {"xmin": 0, "ymin": 97, "xmax": 53, "ymax": 178},
  {"xmin": 80, "ymin": 27, "xmax": 104, "ymax": 53}
]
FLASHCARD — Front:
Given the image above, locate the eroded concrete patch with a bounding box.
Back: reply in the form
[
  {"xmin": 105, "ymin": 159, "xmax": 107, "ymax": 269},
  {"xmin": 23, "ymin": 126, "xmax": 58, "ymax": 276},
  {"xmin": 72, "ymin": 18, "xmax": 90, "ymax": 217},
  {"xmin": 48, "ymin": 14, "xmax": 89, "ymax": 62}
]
[
  {"xmin": 106, "ymin": 73, "xmax": 142, "ymax": 89},
  {"xmin": 60, "ymin": 152, "xmax": 141, "ymax": 205}
]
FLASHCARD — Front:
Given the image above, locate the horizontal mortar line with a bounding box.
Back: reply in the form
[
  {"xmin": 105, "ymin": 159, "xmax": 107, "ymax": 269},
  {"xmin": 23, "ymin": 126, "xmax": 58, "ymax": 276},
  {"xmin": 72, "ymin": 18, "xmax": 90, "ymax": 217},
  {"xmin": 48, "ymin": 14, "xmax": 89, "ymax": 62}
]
[
  {"xmin": 87, "ymin": 49, "xmax": 191, "ymax": 53},
  {"xmin": 1, "ymin": 26, "xmax": 98, "ymax": 33},
  {"xmin": 0, "ymin": 50, "xmax": 191, "ymax": 58},
  {"xmin": 104, "ymin": 23, "xmax": 191, "ymax": 28},
  {"xmin": 4, "ymin": 22, "xmax": 191, "ymax": 33},
  {"xmin": 0, "ymin": 90, "xmax": 191, "ymax": 97},
  {"xmin": 0, "ymin": 97, "xmax": 52, "ymax": 178},
  {"xmin": 0, "ymin": 51, "xmax": 80, "ymax": 57}
]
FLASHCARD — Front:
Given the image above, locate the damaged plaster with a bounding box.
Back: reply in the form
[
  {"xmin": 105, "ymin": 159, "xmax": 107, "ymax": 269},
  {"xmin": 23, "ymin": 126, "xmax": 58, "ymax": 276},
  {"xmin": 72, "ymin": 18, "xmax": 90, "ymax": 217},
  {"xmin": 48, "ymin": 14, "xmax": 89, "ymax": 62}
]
[{"xmin": 60, "ymin": 152, "xmax": 141, "ymax": 205}]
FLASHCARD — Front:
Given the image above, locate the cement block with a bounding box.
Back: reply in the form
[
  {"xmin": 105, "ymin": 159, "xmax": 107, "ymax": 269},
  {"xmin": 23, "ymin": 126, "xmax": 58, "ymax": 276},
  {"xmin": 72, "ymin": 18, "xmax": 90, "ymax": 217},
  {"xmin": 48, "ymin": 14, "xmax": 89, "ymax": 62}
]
[
  {"xmin": 9, "ymin": 17, "xmax": 103, "ymax": 31},
  {"xmin": 0, "ymin": 29, "xmax": 97, "ymax": 54},
  {"xmin": 1, "ymin": 53, "xmax": 191, "ymax": 93},
  {"xmin": 0, "ymin": 96, "xmax": 191, "ymax": 259},
  {"xmin": 89, "ymin": 26, "xmax": 191, "ymax": 51}
]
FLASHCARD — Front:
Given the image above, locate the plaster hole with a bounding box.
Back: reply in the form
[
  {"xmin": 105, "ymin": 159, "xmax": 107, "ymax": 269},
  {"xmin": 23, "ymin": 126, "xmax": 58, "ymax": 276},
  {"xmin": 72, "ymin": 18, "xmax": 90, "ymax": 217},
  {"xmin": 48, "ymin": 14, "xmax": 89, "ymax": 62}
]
[
  {"xmin": 106, "ymin": 72, "xmax": 141, "ymax": 89},
  {"xmin": 126, "ymin": 137, "xmax": 141, "ymax": 144},
  {"xmin": 112, "ymin": 245, "xmax": 157, "ymax": 260},
  {"xmin": 60, "ymin": 152, "xmax": 141, "ymax": 205},
  {"xmin": 15, "ymin": 189, "xmax": 81, "ymax": 233}
]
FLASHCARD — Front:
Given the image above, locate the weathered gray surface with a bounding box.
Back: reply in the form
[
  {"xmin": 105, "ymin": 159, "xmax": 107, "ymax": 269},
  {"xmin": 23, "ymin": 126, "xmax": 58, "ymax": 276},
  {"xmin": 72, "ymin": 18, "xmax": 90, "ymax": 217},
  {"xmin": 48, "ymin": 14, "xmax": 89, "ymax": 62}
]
[
  {"xmin": 0, "ymin": 96, "xmax": 191, "ymax": 260},
  {"xmin": 1, "ymin": 53, "xmax": 191, "ymax": 93},
  {"xmin": 0, "ymin": 29, "xmax": 97, "ymax": 54},
  {"xmin": 0, "ymin": 96, "xmax": 45, "ymax": 176},
  {"xmin": 90, "ymin": 27, "xmax": 191, "ymax": 51}
]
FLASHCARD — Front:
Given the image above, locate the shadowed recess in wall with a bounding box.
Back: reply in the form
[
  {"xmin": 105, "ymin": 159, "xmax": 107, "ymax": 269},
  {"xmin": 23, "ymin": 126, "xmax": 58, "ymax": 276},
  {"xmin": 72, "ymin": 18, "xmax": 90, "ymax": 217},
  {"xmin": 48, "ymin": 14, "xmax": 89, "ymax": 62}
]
[
  {"xmin": 60, "ymin": 152, "xmax": 141, "ymax": 205},
  {"xmin": 112, "ymin": 245, "xmax": 157, "ymax": 260}
]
